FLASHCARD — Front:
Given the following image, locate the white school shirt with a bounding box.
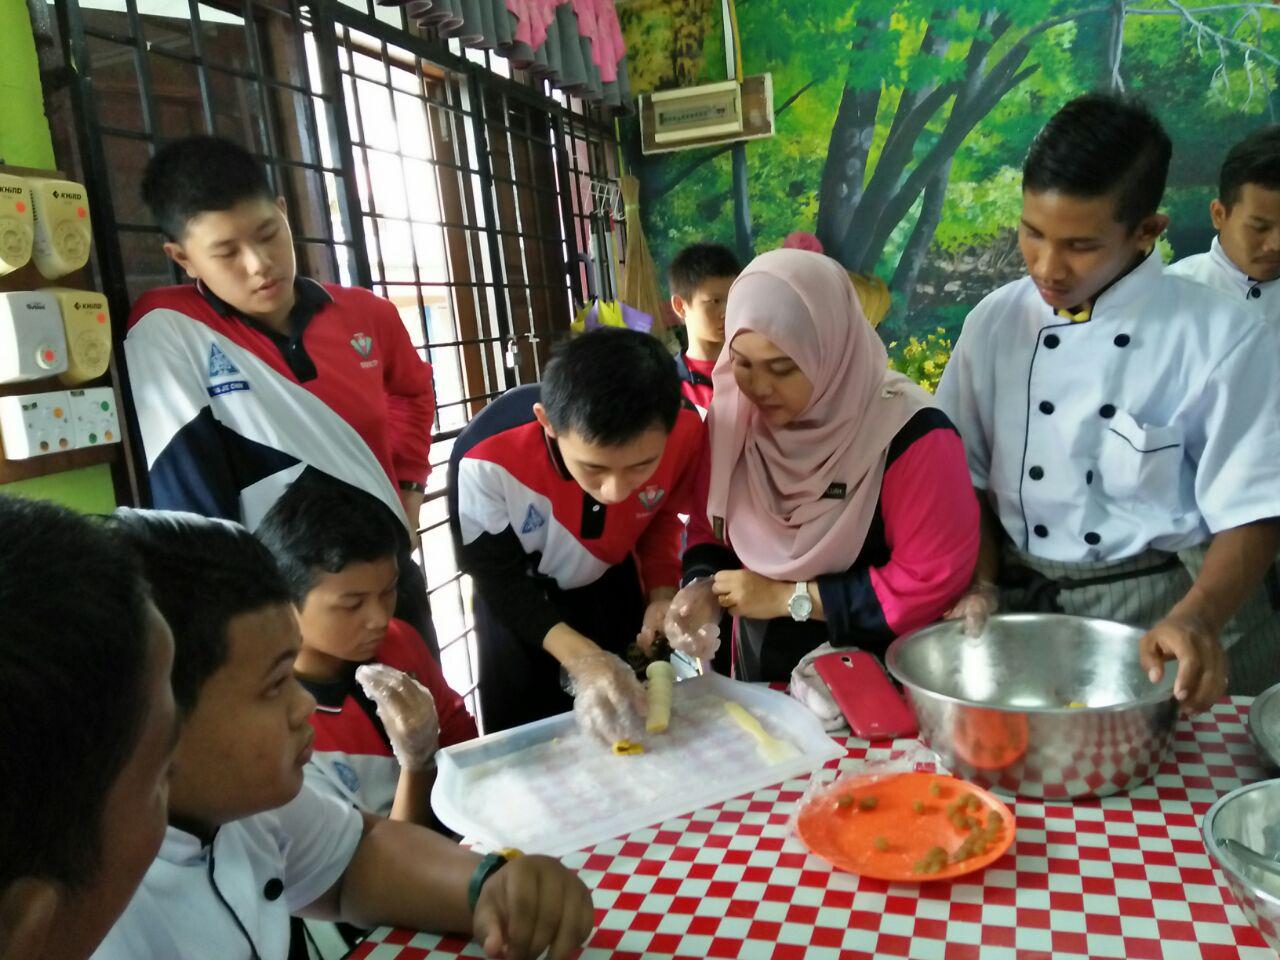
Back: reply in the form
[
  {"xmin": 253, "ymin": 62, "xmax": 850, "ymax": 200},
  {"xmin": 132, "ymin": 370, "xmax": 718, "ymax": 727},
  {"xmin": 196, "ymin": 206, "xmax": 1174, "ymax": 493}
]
[
  {"xmin": 935, "ymin": 250, "xmax": 1280, "ymax": 564},
  {"xmin": 92, "ymin": 782, "xmax": 363, "ymax": 960},
  {"xmin": 303, "ymin": 753, "xmax": 398, "ymax": 817},
  {"xmin": 1167, "ymin": 236, "xmax": 1280, "ymax": 327}
]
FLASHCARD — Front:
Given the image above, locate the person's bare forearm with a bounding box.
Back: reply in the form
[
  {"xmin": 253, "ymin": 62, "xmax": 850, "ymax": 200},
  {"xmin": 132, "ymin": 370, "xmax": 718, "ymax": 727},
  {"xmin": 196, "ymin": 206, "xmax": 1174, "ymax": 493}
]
[
  {"xmin": 649, "ymin": 586, "xmax": 676, "ymax": 605},
  {"xmin": 1169, "ymin": 520, "xmax": 1280, "ymax": 633},
  {"xmin": 332, "ymin": 814, "xmax": 482, "ymax": 931},
  {"xmin": 972, "ymin": 492, "xmax": 1002, "ymax": 586},
  {"xmin": 543, "ymin": 622, "xmax": 602, "ymax": 667},
  {"xmin": 389, "ymin": 766, "xmax": 435, "ymax": 826}
]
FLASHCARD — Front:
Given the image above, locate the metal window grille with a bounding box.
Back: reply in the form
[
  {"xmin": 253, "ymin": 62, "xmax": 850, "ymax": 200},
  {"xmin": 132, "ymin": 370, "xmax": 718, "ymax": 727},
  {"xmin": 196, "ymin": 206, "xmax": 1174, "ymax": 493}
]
[{"xmin": 49, "ymin": 0, "xmax": 621, "ymax": 726}]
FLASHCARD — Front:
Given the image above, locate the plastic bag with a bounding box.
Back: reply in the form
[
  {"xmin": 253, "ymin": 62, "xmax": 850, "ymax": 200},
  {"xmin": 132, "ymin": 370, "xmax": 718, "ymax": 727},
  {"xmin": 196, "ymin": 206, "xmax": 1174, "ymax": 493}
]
[
  {"xmin": 795, "ymin": 741, "xmax": 947, "ymax": 820},
  {"xmin": 571, "ymin": 298, "xmax": 654, "ymax": 335}
]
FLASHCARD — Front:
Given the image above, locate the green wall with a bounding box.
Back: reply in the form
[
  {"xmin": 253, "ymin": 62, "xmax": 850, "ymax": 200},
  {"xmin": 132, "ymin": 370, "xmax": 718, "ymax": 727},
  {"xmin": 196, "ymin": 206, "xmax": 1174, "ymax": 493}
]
[
  {"xmin": 0, "ymin": 1, "xmax": 55, "ymax": 170},
  {"xmin": 0, "ymin": 1, "xmax": 117, "ymax": 512},
  {"xmin": 620, "ymin": 2, "xmax": 1275, "ymax": 349}
]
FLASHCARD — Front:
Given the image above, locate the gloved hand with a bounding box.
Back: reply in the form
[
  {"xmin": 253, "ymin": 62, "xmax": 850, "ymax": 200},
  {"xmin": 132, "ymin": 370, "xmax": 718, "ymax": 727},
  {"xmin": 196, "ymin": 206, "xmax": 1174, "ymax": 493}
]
[
  {"xmin": 354, "ymin": 663, "xmax": 440, "ymax": 771},
  {"xmin": 663, "ymin": 578, "xmax": 722, "ymax": 661},
  {"xmin": 566, "ymin": 651, "xmax": 648, "ymax": 745},
  {"xmin": 636, "ymin": 595, "xmax": 673, "ymax": 655},
  {"xmin": 944, "ymin": 581, "xmax": 999, "ymax": 638}
]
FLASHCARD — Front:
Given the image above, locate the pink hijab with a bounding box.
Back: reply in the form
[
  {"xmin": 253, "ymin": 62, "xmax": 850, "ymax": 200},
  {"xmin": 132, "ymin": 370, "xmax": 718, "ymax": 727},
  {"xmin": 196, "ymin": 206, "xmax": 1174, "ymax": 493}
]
[{"xmin": 706, "ymin": 249, "xmax": 933, "ymax": 582}]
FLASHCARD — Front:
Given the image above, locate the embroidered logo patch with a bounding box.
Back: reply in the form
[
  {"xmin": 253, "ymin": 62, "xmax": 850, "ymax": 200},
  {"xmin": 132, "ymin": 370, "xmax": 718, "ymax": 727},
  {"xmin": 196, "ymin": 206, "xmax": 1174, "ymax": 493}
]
[
  {"xmin": 350, "ymin": 333, "xmax": 374, "ymax": 358},
  {"xmin": 207, "ymin": 344, "xmax": 249, "ymax": 397},
  {"xmin": 637, "ymin": 485, "xmax": 665, "ymax": 511},
  {"xmin": 207, "ymin": 381, "xmax": 250, "ymax": 397},
  {"xmin": 822, "ymin": 482, "xmax": 848, "ymax": 500},
  {"xmin": 521, "ymin": 504, "xmax": 546, "ymax": 534},
  {"xmin": 332, "ymin": 760, "xmax": 360, "ymax": 793},
  {"xmin": 208, "ymin": 343, "xmax": 239, "ymax": 378}
]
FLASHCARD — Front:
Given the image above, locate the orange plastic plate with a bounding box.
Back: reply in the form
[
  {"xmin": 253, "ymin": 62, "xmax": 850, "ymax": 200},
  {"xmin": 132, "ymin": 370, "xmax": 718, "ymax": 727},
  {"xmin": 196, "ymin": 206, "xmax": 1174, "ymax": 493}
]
[{"xmin": 795, "ymin": 772, "xmax": 1016, "ymax": 882}]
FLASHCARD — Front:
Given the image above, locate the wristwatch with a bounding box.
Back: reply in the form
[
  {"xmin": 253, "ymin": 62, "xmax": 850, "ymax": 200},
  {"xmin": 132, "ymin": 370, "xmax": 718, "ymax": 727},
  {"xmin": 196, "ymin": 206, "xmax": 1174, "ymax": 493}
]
[
  {"xmin": 788, "ymin": 581, "xmax": 813, "ymax": 622},
  {"xmin": 398, "ymin": 480, "xmax": 426, "ymax": 494},
  {"xmin": 468, "ymin": 848, "xmax": 523, "ymax": 911}
]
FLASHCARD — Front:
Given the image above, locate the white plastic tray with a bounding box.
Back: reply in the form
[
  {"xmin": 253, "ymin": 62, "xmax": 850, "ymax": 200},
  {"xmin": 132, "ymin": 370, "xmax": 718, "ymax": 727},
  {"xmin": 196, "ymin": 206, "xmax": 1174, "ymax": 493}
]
[{"xmin": 431, "ymin": 674, "xmax": 844, "ymax": 856}]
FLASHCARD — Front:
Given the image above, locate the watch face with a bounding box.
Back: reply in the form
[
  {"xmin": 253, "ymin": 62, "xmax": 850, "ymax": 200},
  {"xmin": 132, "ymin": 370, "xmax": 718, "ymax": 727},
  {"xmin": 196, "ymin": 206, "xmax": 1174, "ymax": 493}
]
[{"xmin": 790, "ymin": 593, "xmax": 813, "ymax": 619}]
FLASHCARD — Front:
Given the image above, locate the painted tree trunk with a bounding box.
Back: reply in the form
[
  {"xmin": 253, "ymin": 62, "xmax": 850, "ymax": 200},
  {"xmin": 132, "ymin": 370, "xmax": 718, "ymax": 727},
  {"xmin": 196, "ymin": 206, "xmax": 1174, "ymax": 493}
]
[{"xmin": 891, "ymin": 153, "xmax": 954, "ymax": 315}]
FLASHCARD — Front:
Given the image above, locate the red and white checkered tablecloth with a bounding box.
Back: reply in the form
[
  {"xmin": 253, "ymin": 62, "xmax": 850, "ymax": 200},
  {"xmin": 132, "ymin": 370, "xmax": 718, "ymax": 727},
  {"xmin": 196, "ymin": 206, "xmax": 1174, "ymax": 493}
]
[{"xmin": 349, "ymin": 697, "xmax": 1277, "ymax": 960}]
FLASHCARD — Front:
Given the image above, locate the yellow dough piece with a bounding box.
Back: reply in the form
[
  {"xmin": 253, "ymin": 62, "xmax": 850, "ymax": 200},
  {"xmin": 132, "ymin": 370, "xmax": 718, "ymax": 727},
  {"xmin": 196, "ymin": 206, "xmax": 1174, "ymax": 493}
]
[
  {"xmin": 646, "ymin": 661, "xmax": 675, "ymax": 733},
  {"xmin": 723, "ymin": 701, "xmax": 792, "ymax": 763},
  {"xmin": 612, "ymin": 740, "xmax": 645, "ymax": 756}
]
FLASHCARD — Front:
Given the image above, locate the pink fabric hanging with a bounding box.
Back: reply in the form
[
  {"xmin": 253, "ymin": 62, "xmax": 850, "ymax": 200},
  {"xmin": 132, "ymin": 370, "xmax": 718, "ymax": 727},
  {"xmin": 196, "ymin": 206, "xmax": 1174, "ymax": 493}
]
[
  {"xmin": 578, "ymin": 0, "xmax": 624, "ymax": 82},
  {"xmin": 509, "ymin": 0, "xmax": 564, "ymax": 51}
]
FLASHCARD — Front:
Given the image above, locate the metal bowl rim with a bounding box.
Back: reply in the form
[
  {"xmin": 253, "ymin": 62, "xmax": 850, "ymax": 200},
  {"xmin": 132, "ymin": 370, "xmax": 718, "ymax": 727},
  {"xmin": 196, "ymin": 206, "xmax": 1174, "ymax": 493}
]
[
  {"xmin": 1249, "ymin": 682, "xmax": 1280, "ymax": 769},
  {"xmin": 1201, "ymin": 778, "xmax": 1280, "ymax": 910},
  {"xmin": 885, "ymin": 613, "xmax": 1174, "ymax": 715}
]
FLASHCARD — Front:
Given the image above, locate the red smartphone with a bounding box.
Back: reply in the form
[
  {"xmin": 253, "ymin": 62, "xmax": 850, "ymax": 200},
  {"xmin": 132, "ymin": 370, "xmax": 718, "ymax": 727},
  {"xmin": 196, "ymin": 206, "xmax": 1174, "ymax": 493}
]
[{"xmin": 812, "ymin": 650, "xmax": 918, "ymax": 741}]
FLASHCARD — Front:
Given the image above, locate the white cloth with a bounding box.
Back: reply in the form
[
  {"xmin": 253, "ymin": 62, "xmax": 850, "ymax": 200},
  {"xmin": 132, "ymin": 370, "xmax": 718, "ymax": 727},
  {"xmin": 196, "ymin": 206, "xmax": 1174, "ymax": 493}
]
[
  {"xmin": 936, "ymin": 250, "xmax": 1280, "ymax": 563},
  {"xmin": 1168, "ymin": 236, "xmax": 1280, "ymax": 327},
  {"xmin": 787, "ymin": 642, "xmax": 848, "ymax": 733},
  {"xmin": 93, "ymin": 783, "xmax": 363, "ymax": 960}
]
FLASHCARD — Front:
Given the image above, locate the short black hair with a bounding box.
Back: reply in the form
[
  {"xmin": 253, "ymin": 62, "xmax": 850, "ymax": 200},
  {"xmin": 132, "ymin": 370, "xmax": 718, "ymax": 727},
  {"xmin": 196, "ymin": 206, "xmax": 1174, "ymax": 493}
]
[
  {"xmin": 141, "ymin": 135, "xmax": 275, "ymax": 240},
  {"xmin": 109, "ymin": 509, "xmax": 292, "ymax": 714},
  {"xmin": 1219, "ymin": 125, "xmax": 1280, "ymax": 208},
  {"xmin": 257, "ymin": 471, "xmax": 406, "ymax": 603},
  {"xmin": 668, "ymin": 243, "xmax": 742, "ymax": 299},
  {"xmin": 1023, "ymin": 92, "xmax": 1171, "ymax": 231},
  {"xmin": 0, "ymin": 495, "xmax": 152, "ymax": 892},
  {"xmin": 541, "ymin": 328, "xmax": 682, "ymax": 445}
]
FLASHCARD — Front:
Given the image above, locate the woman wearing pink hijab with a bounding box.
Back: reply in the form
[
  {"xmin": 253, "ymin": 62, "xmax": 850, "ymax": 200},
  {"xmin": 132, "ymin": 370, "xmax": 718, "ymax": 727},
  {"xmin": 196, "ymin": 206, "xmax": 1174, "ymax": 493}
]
[{"xmin": 670, "ymin": 249, "xmax": 980, "ymax": 681}]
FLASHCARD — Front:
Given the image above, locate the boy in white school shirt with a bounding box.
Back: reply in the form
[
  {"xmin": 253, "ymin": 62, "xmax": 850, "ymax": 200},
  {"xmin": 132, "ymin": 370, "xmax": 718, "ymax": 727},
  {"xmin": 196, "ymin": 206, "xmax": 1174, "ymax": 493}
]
[
  {"xmin": 937, "ymin": 92, "xmax": 1280, "ymax": 709},
  {"xmin": 94, "ymin": 509, "xmax": 593, "ymax": 960},
  {"xmin": 1168, "ymin": 125, "xmax": 1280, "ymax": 324},
  {"xmin": 0, "ymin": 496, "xmax": 178, "ymax": 960}
]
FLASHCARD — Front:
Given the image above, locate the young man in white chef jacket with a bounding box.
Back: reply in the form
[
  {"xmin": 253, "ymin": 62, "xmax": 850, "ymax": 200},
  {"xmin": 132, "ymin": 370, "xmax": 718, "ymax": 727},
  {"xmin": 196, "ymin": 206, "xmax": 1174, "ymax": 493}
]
[
  {"xmin": 937, "ymin": 93, "xmax": 1280, "ymax": 710},
  {"xmin": 1167, "ymin": 125, "xmax": 1280, "ymax": 325}
]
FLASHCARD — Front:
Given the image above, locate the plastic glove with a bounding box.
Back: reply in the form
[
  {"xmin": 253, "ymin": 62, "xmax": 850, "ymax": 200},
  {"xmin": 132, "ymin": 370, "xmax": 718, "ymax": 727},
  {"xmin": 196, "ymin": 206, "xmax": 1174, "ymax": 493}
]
[
  {"xmin": 636, "ymin": 596, "xmax": 673, "ymax": 655},
  {"xmin": 566, "ymin": 651, "xmax": 647, "ymax": 745},
  {"xmin": 944, "ymin": 582, "xmax": 999, "ymax": 638},
  {"xmin": 788, "ymin": 642, "xmax": 847, "ymax": 733},
  {"xmin": 354, "ymin": 663, "xmax": 440, "ymax": 771},
  {"xmin": 663, "ymin": 577, "xmax": 722, "ymax": 661}
]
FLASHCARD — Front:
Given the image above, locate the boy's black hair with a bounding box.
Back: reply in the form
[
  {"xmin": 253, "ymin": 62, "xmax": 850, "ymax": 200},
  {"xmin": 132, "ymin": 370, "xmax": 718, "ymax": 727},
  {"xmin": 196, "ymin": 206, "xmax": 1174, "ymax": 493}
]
[
  {"xmin": 1219, "ymin": 125, "xmax": 1280, "ymax": 209},
  {"xmin": 109, "ymin": 509, "xmax": 292, "ymax": 714},
  {"xmin": 541, "ymin": 328, "xmax": 682, "ymax": 446},
  {"xmin": 257, "ymin": 470, "xmax": 407, "ymax": 603},
  {"xmin": 0, "ymin": 495, "xmax": 152, "ymax": 892},
  {"xmin": 668, "ymin": 243, "xmax": 742, "ymax": 299},
  {"xmin": 141, "ymin": 135, "xmax": 275, "ymax": 240},
  {"xmin": 1023, "ymin": 92, "xmax": 1171, "ymax": 231}
]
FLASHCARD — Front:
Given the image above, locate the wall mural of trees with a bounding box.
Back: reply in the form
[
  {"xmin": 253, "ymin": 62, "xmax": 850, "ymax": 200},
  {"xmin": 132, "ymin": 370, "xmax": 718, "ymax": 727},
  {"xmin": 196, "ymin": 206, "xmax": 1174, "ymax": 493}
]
[{"xmin": 619, "ymin": 0, "xmax": 1280, "ymax": 346}]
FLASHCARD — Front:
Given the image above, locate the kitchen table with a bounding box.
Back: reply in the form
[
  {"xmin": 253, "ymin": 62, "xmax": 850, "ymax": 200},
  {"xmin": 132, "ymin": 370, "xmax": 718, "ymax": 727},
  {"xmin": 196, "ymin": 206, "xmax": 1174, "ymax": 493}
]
[{"xmin": 350, "ymin": 696, "xmax": 1275, "ymax": 959}]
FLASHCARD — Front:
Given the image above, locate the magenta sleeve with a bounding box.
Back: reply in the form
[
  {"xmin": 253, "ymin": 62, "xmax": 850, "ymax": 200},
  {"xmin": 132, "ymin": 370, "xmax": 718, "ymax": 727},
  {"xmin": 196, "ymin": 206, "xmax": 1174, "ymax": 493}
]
[{"xmin": 867, "ymin": 427, "xmax": 980, "ymax": 634}]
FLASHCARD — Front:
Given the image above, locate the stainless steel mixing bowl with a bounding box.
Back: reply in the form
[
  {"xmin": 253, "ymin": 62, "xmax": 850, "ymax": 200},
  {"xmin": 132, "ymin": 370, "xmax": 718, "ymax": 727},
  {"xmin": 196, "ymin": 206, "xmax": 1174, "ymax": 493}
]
[
  {"xmin": 1203, "ymin": 779, "xmax": 1280, "ymax": 952},
  {"xmin": 885, "ymin": 613, "xmax": 1177, "ymax": 799},
  {"xmin": 1250, "ymin": 682, "xmax": 1280, "ymax": 770}
]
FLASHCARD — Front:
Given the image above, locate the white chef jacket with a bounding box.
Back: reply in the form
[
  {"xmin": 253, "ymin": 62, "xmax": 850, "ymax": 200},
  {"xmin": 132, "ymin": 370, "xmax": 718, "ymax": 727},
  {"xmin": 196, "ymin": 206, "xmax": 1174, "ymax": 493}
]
[
  {"xmin": 92, "ymin": 782, "xmax": 363, "ymax": 960},
  {"xmin": 1167, "ymin": 236, "xmax": 1280, "ymax": 326},
  {"xmin": 935, "ymin": 250, "xmax": 1280, "ymax": 564}
]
